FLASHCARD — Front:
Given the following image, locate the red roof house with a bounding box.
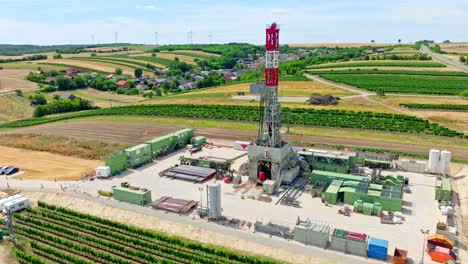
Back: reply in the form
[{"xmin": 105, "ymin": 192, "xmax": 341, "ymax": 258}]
[{"xmin": 116, "ymin": 80, "xmax": 130, "ymax": 88}]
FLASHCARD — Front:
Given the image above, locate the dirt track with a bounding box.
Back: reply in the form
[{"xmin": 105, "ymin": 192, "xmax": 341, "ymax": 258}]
[{"xmin": 9, "ymin": 121, "xmax": 468, "ymax": 160}]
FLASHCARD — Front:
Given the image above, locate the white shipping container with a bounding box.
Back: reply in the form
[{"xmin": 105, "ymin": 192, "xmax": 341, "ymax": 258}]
[
  {"xmin": 401, "ymin": 159, "xmax": 426, "ymax": 173},
  {"xmin": 233, "ymin": 141, "xmax": 250, "ymax": 151},
  {"xmin": 95, "ymin": 166, "xmax": 111, "ymax": 178},
  {"xmin": 3, "ymin": 197, "xmax": 29, "ymax": 213},
  {"xmin": 0, "ymin": 194, "xmax": 23, "ymax": 211}
]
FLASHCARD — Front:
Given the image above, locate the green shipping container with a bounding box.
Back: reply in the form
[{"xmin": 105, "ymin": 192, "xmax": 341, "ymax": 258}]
[
  {"xmin": 362, "ymin": 202, "xmax": 374, "ymax": 215},
  {"xmin": 435, "ymin": 178, "xmax": 452, "ymax": 201},
  {"xmin": 323, "ymin": 180, "xmax": 343, "ymax": 204},
  {"xmin": 145, "ymin": 134, "xmax": 178, "ymax": 158},
  {"xmin": 125, "ymin": 144, "xmax": 152, "ymax": 168},
  {"xmin": 112, "ymin": 186, "xmax": 152, "ymax": 205},
  {"xmin": 174, "ymin": 128, "xmax": 194, "ymax": 147},
  {"xmin": 191, "ymin": 136, "xmax": 206, "ymax": 145},
  {"xmin": 310, "ymin": 170, "xmax": 371, "ymax": 187},
  {"xmin": 105, "ymin": 151, "xmax": 128, "ymax": 175}
]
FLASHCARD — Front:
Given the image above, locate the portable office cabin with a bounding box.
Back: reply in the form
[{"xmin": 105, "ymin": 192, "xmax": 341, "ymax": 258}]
[
  {"xmin": 105, "ymin": 151, "xmax": 128, "ymax": 175},
  {"xmin": 0, "ymin": 194, "xmax": 23, "ymax": 211},
  {"xmin": 125, "ymin": 144, "xmax": 152, "ymax": 168},
  {"xmin": 112, "ymin": 186, "xmax": 152, "ymax": 205},
  {"xmin": 145, "ymin": 134, "xmax": 178, "ymax": 158},
  {"xmin": 2, "ymin": 197, "xmax": 29, "ymax": 213}
]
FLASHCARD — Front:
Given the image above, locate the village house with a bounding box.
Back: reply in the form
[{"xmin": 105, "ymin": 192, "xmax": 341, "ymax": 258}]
[
  {"xmin": 45, "ymin": 76, "xmax": 56, "ymax": 83},
  {"xmin": 116, "ymin": 80, "xmax": 130, "ymax": 89},
  {"xmin": 136, "ymin": 84, "xmax": 149, "ymax": 92},
  {"xmin": 59, "ymin": 92, "xmax": 76, "ymax": 100},
  {"xmin": 66, "ymin": 68, "xmax": 80, "ymax": 76}
]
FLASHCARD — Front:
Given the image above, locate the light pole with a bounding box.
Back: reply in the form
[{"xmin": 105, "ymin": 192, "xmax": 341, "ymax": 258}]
[
  {"xmin": 419, "ymin": 229, "xmax": 429, "ymax": 264},
  {"xmin": 198, "ymin": 187, "xmax": 204, "ymax": 207}
]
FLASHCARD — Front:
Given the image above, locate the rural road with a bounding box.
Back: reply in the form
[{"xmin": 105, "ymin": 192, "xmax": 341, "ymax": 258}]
[
  {"xmin": 421, "ymin": 44, "xmax": 468, "ymax": 72},
  {"xmin": 8, "ymin": 121, "xmax": 468, "ymax": 160}
]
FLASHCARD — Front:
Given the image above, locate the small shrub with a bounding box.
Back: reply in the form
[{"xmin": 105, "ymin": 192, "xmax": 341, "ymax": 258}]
[
  {"xmin": 98, "ymin": 190, "xmax": 113, "ymax": 197},
  {"xmin": 15, "ymin": 89, "xmax": 23, "ymax": 96}
]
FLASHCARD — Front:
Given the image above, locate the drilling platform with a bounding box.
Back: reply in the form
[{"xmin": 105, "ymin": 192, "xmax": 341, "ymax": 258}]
[{"xmin": 247, "ymin": 23, "xmax": 307, "ymax": 192}]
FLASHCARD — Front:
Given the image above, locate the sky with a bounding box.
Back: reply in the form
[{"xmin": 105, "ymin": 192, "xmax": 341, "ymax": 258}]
[{"xmin": 0, "ymin": 0, "xmax": 467, "ymax": 45}]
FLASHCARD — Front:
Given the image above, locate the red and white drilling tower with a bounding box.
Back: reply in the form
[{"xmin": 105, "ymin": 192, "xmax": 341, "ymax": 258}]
[
  {"xmin": 258, "ymin": 23, "xmax": 281, "ymax": 148},
  {"xmin": 248, "ymin": 23, "xmax": 307, "ymax": 191}
]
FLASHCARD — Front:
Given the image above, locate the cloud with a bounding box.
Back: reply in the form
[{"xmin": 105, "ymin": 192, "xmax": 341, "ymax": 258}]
[{"xmin": 143, "ymin": 5, "xmax": 157, "ymax": 9}]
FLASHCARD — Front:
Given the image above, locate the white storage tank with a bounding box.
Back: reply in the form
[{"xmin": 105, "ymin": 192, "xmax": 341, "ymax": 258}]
[
  {"xmin": 233, "ymin": 141, "xmax": 250, "ymax": 151},
  {"xmin": 428, "ymin": 149, "xmax": 440, "ymax": 174},
  {"xmin": 95, "ymin": 166, "xmax": 111, "ymax": 178},
  {"xmin": 440, "ymin": 150, "xmax": 451, "ymax": 176},
  {"xmin": 207, "ymin": 182, "xmax": 222, "ymax": 220}
]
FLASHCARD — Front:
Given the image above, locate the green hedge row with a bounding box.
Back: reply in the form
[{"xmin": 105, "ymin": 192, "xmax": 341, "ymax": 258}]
[
  {"xmin": 1, "ymin": 104, "xmax": 464, "ymax": 137},
  {"xmin": 400, "ymin": 103, "xmax": 468, "ymax": 111}
]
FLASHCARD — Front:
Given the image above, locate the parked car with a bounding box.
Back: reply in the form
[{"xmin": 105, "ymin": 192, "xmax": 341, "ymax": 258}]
[
  {"xmin": 4, "ymin": 166, "xmax": 18, "ymax": 175},
  {"xmin": 0, "ymin": 166, "xmax": 8, "ymax": 175}
]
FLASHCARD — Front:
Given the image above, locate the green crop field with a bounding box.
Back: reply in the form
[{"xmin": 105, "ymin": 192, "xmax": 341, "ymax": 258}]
[
  {"xmin": 0, "ymin": 104, "xmax": 464, "ymax": 137},
  {"xmin": 12, "ymin": 202, "xmax": 279, "ymax": 264},
  {"xmin": 306, "ymin": 61, "xmax": 446, "ymax": 69},
  {"xmin": 317, "ymin": 74, "xmax": 468, "ymax": 95},
  {"xmin": 36, "ymin": 63, "xmax": 111, "ymax": 74},
  {"xmin": 306, "ymin": 69, "xmax": 468, "ymax": 77},
  {"xmin": 400, "ymin": 104, "xmax": 468, "ymax": 111}
]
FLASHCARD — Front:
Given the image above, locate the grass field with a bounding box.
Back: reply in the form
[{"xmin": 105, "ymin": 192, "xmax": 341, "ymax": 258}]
[
  {"xmin": 317, "ymin": 74, "xmax": 467, "ymax": 95},
  {"xmin": 34, "ymin": 60, "xmax": 124, "ymax": 74},
  {"xmin": 0, "ymin": 133, "xmax": 127, "ymax": 160},
  {"xmin": 125, "ymin": 55, "xmax": 174, "ymax": 66},
  {"xmin": 12, "ymin": 202, "xmax": 280, "ymax": 264},
  {"xmin": 0, "ymin": 68, "xmax": 37, "ymax": 92},
  {"xmin": 67, "ymin": 88, "xmax": 143, "ymax": 107},
  {"xmin": 136, "ymin": 52, "xmax": 197, "ymax": 64},
  {"xmin": 306, "ymin": 60, "xmax": 446, "ymax": 69},
  {"xmin": 0, "ymin": 94, "xmax": 33, "ymax": 122},
  {"xmin": 166, "ymin": 49, "xmax": 221, "ymax": 57},
  {"xmin": 0, "ymin": 145, "xmax": 100, "ymax": 180},
  {"xmin": 164, "ymin": 51, "xmax": 214, "ymax": 60},
  {"xmin": 0, "ymin": 61, "xmax": 68, "ymax": 71},
  {"xmin": 69, "ymin": 57, "xmax": 154, "ymax": 74}
]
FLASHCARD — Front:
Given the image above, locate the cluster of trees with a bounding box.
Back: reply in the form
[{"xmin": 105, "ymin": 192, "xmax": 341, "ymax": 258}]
[
  {"xmin": 0, "ymin": 54, "xmax": 47, "ymax": 63},
  {"xmin": 33, "ymin": 97, "xmax": 96, "ymax": 117},
  {"xmin": 460, "ymin": 56, "xmax": 468, "ymax": 65},
  {"xmin": 27, "ymin": 70, "xmax": 87, "ymax": 92},
  {"xmin": 365, "ymin": 53, "xmax": 430, "ymax": 61}
]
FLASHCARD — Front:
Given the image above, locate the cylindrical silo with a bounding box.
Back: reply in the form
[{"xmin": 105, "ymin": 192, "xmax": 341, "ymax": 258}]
[
  {"xmin": 440, "ymin": 150, "xmax": 451, "ymax": 176},
  {"xmin": 428, "ymin": 149, "xmax": 440, "ymax": 174},
  {"xmin": 207, "ymin": 182, "xmax": 221, "ymax": 220}
]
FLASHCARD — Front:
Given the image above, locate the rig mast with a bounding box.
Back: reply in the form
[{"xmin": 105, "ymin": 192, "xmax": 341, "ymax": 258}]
[{"xmin": 259, "ymin": 23, "xmax": 281, "ymax": 148}]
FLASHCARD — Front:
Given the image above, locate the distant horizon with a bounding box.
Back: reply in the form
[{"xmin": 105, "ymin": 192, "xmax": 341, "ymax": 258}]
[
  {"xmin": 0, "ymin": 41, "xmax": 465, "ymax": 47},
  {"xmin": 1, "ymin": 0, "xmax": 466, "ymax": 45}
]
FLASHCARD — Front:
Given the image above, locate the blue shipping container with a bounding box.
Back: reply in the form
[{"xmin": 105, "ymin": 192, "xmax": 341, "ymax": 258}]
[
  {"xmin": 367, "ymin": 250, "xmax": 387, "ymax": 260},
  {"xmin": 368, "ymin": 237, "xmax": 388, "ymax": 260}
]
